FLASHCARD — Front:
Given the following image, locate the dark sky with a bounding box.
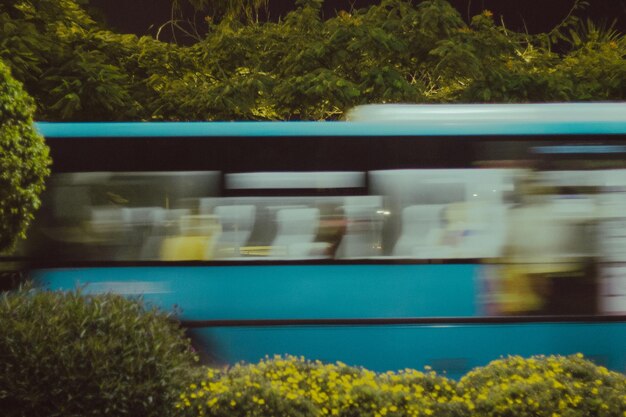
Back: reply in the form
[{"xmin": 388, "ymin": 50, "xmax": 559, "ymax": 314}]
[{"xmin": 89, "ymin": 0, "xmax": 626, "ymax": 41}]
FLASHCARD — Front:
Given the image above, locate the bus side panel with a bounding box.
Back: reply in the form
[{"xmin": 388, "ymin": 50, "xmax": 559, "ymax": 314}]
[
  {"xmin": 30, "ymin": 264, "xmax": 479, "ymax": 319},
  {"xmin": 30, "ymin": 264, "xmax": 626, "ymax": 376},
  {"xmin": 197, "ymin": 323, "xmax": 626, "ymax": 378}
]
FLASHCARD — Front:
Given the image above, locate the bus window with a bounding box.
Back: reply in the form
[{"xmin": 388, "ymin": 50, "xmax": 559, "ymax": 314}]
[
  {"xmin": 487, "ymin": 170, "xmax": 604, "ymax": 315},
  {"xmin": 370, "ymin": 169, "xmax": 514, "ymax": 259},
  {"xmin": 28, "ymin": 171, "xmax": 220, "ymax": 262}
]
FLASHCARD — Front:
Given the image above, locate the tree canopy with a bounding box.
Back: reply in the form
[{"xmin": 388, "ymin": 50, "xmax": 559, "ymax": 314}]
[{"xmin": 0, "ymin": 0, "xmax": 625, "ymax": 121}]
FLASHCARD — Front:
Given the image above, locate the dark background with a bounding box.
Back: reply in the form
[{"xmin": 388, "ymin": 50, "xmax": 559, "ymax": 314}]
[{"xmin": 89, "ymin": 0, "xmax": 626, "ymax": 41}]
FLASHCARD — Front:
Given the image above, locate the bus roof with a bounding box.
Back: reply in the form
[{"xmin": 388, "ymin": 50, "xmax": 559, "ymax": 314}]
[{"xmin": 36, "ymin": 103, "xmax": 626, "ymax": 138}]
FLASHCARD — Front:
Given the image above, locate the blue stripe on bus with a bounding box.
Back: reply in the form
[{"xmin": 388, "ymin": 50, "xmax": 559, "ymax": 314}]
[
  {"xmin": 30, "ymin": 264, "xmax": 479, "ymax": 319},
  {"xmin": 35, "ymin": 121, "xmax": 626, "ymax": 138},
  {"xmin": 197, "ymin": 322, "xmax": 626, "ymax": 377},
  {"xmin": 533, "ymin": 145, "xmax": 626, "ymax": 154}
]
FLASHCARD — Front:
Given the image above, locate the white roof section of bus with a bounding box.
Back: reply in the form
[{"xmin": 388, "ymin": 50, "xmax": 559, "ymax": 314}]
[
  {"xmin": 345, "ymin": 103, "xmax": 626, "ymax": 122},
  {"xmin": 35, "ymin": 103, "xmax": 626, "ymax": 137}
]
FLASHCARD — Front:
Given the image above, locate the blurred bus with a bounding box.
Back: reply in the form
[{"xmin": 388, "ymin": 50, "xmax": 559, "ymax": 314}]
[{"xmin": 23, "ymin": 103, "xmax": 626, "ymax": 376}]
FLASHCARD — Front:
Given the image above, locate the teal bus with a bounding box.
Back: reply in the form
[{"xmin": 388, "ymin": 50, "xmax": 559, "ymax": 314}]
[{"xmin": 26, "ymin": 103, "xmax": 626, "ymax": 376}]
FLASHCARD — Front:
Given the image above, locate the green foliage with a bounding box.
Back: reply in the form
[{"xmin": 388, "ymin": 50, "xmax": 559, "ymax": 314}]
[
  {"xmin": 0, "ymin": 0, "xmax": 141, "ymax": 120},
  {"xmin": 1, "ymin": 0, "xmax": 625, "ymax": 121},
  {"xmin": 434, "ymin": 6, "xmax": 626, "ymax": 103},
  {"xmin": 172, "ymin": 0, "xmax": 269, "ymax": 26},
  {"xmin": 144, "ymin": 0, "xmax": 626, "ymax": 120},
  {"xmin": 460, "ymin": 354, "xmax": 626, "ymax": 417},
  {"xmin": 157, "ymin": 0, "xmax": 468, "ymax": 120},
  {"xmin": 179, "ymin": 355, "xmax": 467, "ymax": 417},
  {"xmin": 0, "ymin": 60, "xmax": 50, "ymax": 252},
  {"xmin": 556, "ymin": 21, "xmax": 626, "ymax": 100},
  {"xmin": 0, "ymin": 285, "xmax": 198, "ymax": 417}
]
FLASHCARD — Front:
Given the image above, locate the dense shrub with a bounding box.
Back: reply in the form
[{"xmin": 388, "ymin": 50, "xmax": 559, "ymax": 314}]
[
  {"xmin": 181, "ymin": 354, "xmax": 626, "ymax": 417},
  {"xmin": 459, "ymin": 354, "xmax": 626, "ymax": 417},
  {"xmin": 0, "ymin": 285, "xmax": 198, "ymax": 417},
  {"xmin": 179, "ymin": 355, "xmax": 468, "ymax": 417},
  {"xmin": 3, "ymin": 0, "xmax": 626, "ymax": 122},
  {"xmin": 0, "ymin": 60, "xmax": 50, "ymax": 252}
]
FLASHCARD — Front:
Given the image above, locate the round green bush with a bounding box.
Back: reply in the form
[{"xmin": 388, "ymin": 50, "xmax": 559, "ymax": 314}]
[
  {"xmin": 0, "ymin": 59, "xmax": 50, "ymax": 252},
  {"xmin": 459, "ymin": 354, "xmax": 626, "ymax": 417},
  {"xmin": 0, "ymin": 285, "xmax": 198, "ymax": 417}
]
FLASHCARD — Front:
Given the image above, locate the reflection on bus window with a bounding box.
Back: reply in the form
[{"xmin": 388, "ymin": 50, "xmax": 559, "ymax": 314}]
[
  {"xmin": 161, "ymin": 215, "xmax": 222, "ymax": 261},
  {"xmin": 31, "ymin": 169, "xmax": 517, "ymax": 262},
  {"xmin": 198, "ymin": 196, "xmax": 363, "ymax": 260},
  {"xmin": 370, "ymin": 169, "xmax": 514, "ymax": 259},
  {"xmin": 483, "ymin": 169, "xmax": 626, "ymax": 316}
]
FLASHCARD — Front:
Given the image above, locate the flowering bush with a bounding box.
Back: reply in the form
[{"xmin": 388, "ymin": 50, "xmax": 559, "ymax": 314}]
[
  {"xmin": 180, "ymin": 354, "xmax": 626, "ymax": 417},
  {"xmin": 178, "ymin": 355, "xmax": 468, "ymax": 417},
  {"xmin": 459, "ymin": 354, "xmax": 626, "ymax": 417}
]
